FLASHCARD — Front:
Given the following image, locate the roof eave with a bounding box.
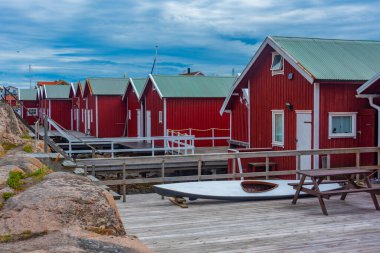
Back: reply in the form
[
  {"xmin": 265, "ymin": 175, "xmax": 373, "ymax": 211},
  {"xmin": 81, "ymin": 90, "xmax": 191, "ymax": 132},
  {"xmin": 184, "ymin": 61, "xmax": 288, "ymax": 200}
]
[{"xmin": 357, "ymin": 72, "xmax": 380, "ymax": 95}]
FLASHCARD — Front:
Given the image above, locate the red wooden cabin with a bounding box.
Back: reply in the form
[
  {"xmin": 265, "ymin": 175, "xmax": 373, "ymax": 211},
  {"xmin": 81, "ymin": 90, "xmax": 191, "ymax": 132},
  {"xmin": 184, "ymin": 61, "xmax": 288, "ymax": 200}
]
[
  {"xmin": 221, "ymin": 36, "xmax": 380, "ymax": 177},
  {"xmin": 69, "ymin": 81, "xmax": 84, "ymax": 132},
  {"xmin": 82, "ymin": 78, "xmax": 128, "ymax": 137},
  {"xmin": 42, "ymin": 85, "xmax": 72, "ymax": 130},
  {"xmin": 19, "ymin": 88, "xmax": 39, "ymax": 125},
  {"xmin": 140, "ymin": 75, "xmax": 235, "ymax": 147},
  {"xmin": 122, "ymin": 78, "xmax": 146, "ymax": 137}
]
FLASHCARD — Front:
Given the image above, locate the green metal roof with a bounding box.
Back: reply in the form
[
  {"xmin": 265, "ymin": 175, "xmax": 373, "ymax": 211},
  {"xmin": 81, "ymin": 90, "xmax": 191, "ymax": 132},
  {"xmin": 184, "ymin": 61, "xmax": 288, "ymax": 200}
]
[
  {"xmin": 151, "ymin": 75, "xmax": 236, "ymax": 98},
  {"xmin": 131, "ymin": 78, "xmax": 146, "ymax": 97},
  {"xmin": 44, "ymin": 85, "xmax": 71, "ymax": 99},
  {"xmin": 87, "ymin": 78, "xmax": 128, "ymax": 95},
  {"xmin": 19, "ymin": 88, "xmax": 37, "ymax": 101},
  {"xmin": 271, "ymin": 36, "xmax": 380, "ymax": 81}
]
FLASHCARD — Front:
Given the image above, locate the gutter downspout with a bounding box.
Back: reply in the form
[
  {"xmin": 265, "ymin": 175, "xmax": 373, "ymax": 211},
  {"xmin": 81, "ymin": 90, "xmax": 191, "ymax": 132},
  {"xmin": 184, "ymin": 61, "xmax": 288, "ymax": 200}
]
[{"xmin": 367, "ymin": 96, "xmax": 380, "ymax": 147}]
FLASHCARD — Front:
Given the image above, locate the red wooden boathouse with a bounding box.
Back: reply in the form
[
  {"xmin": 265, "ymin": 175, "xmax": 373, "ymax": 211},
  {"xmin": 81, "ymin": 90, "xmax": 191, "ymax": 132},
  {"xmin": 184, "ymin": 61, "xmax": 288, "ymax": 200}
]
[
  {"xmin": 221, "ymin": 36, "xmax": 380, "ymax": 176},
  {"xmin": 19, "ymin": 88, "xmax": 38, "ymax": 125},
  {"xmin": 122, "ymin": 78, "xmax": 146, "ymax": 137},
  {"xmin": 140, "ymin": 75, "xmax": 235, "ymax": 147},
  {"xmin": 83, "ymin": 78, "xmax": 128, "ymax": 137},
  {"xmin": 42, "ymin": 84, "xmax": 72, "ymax": 130}
]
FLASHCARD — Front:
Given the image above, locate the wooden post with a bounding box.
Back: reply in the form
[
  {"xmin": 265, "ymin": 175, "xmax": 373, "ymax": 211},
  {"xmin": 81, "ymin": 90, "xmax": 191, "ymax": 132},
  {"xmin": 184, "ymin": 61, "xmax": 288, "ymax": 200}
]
[
  {"xmin": 212, "ymin": 128, "xmax": 215, "ymax": 147},
  {"xmin": 84, "ymin": 165, "xmax": 88, "ymax": 176},
  {"xmin": 377, "ymin": 148, "xmax": 380, "ymax": 179},
  {"xmin": 92, "ymin": 165, "xmax": 95, "ymax": 176},
  {"xmin": 265, "ymin": 156, "xmax": 269, "ymax": 180},
  {"xmin": 43, "ymin": 116, "xmax": 48, "ymax": 153},
  {"xmin": 232, "ymin": 158, "xmax": 236, "ymax": 180},
  {"xmin": 122, "ymin": 163, "xmax": 126, "ymax": 203},
  {"xmin": 197, "ymin": 160, "xmax": 202, "ymax": 181},
  {"xmin": 161, "ymin": 160, "xmax": 165, "ymax": 199},
  {"xmin": 327, "ymin": 154, "xmax": 331, "ymax": 180},
  {"xmin": 356, "ymin": 151, "xmax": 360, "ymax": 181},
  {"xmin": 111, "ymin": 142, "xmax": 114, "ymax": 158},
  {"xmin": 296, "ymin": 154, "xmax": 301, "ymax": 180},
  {"xmin": 152, "ymin": 139, "xmax": 155, "ymax": 157}
]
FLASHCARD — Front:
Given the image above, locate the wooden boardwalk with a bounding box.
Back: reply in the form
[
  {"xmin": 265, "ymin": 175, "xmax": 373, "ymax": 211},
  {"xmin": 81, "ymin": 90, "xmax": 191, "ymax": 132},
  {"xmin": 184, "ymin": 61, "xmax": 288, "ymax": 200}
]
[{"xmin": 117, "ymin": 192, "xmax": 380, "ymax": 253}]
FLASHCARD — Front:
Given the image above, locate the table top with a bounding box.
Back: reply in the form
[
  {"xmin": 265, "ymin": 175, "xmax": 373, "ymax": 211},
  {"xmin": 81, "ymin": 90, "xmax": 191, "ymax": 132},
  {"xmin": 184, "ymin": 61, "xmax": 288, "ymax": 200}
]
[{"xmin": 297, "ymin": 168, "xmax": 375, "ymax": 177}]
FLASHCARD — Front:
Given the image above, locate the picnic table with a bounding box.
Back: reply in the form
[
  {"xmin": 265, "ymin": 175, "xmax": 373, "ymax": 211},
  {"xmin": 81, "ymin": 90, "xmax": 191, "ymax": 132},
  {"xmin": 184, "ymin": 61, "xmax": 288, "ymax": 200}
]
[{"xmin": 290, "ymin": 168, "xmax": 380, "ymax": 215}]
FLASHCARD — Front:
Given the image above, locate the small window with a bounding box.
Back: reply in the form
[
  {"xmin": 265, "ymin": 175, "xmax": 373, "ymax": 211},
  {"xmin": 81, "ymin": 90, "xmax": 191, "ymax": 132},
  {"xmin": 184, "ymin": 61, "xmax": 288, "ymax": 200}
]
[
  {"xmin": 328, "ymin": 112, "xmax": 357, "ymax": 138},
  {"xmin": 128, "ymin": 110, "xmax": 131, "ymax": 120},
  {"xmin": 272, "ymin": 110, "xmax": 284, "ymax": 146},
  {"xmin": 159, "ymin": 111, "xmax": 163, "ymax": 124},
  {"xmin": 27, "ymin": 108, "xmax": 38, "ymax": 116},
  {"xmin": 271, "ymin": 52, "xmax": 284, "ymax": 75}
]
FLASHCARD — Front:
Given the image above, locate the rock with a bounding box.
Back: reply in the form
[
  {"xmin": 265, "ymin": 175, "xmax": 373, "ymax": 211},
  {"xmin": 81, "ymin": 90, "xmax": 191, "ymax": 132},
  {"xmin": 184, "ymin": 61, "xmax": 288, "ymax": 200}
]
[
  {"xmin": 0, "ymin": 165, "xmax": 24, "ymax": 187},
  {"xmin": 0, "ymin": 105, "xmax": 27, "ymax": 145},
  {"xmin": 0, "ymin": 172, "xmax": 125, "ymax": 236},
  {"xmin": 0, "ymin": 155, "xmax": 44, "ymax": 174}
]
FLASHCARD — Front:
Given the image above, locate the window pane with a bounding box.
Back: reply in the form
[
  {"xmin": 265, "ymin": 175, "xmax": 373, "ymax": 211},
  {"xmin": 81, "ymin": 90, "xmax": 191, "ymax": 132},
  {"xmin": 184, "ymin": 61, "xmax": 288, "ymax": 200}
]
[
  {"xmin": 274, "ymin": 113, "xmax": 283, "ymax": 142},
  {"xmin": 271, "ymin": 55, "xmax": 283, "ymax": 71},
  {"xmin": 332, "ymin": 116, "xmax": 352, "ymax": 133}
]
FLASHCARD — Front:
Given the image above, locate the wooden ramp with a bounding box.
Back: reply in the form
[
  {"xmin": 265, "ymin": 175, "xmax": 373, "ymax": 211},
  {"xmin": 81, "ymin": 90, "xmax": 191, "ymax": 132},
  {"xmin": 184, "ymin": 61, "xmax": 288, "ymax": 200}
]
[{"xmin": 117, "ymin": 192, "xmax": 380, "ymax": 253}]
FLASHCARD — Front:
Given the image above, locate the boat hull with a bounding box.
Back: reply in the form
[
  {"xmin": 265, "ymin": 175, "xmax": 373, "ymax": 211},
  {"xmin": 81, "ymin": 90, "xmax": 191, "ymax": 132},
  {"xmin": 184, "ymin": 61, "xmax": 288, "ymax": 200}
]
[{"xmin": 153, "ymin": 180, "xmax": 342, "ymax": 201}]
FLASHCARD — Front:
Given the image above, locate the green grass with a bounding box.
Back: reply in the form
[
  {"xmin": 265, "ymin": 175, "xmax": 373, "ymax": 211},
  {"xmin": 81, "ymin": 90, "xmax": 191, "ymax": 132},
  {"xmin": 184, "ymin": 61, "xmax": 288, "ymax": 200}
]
[
  {"xmin": 0, "ymin": 234, "xmax": 12, "ymax": 243},
  {"xmin": 2, "ymin": 192, "xmax": 13, "ymax": 201},
  {"xmin": 27, "ymin": 166, "xmax": 50, "ymax": 182},
  {"xmin": 2, "ymin": 142, "xmax": 17, "ymax": 151},
  {"xmin": 6, "ymin": 171, "xmax": 24, "ymax": 190},
  {"xmin": 22, "ymin": 145, "xmax": 33, "ymax": 153}
]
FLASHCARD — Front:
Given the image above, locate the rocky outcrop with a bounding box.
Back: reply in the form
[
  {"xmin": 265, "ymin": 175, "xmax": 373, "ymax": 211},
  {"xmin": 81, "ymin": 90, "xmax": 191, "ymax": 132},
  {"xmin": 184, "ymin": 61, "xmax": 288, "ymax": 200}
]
[
  {"xmin": 0, "ymin": 105, "xmax": 27, "ymax": 145},
  {"xmin": 0, "ymin": 172, "xmax": 152, "ymax": 253},
  {"xmin": 0, "ymin": 155, "xmax": 44, "ymax": 174}
]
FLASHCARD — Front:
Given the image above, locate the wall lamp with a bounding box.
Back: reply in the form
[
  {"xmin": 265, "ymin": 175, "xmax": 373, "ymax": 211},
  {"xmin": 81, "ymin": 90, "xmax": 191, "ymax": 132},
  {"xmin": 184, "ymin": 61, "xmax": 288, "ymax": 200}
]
[{"xmin": 285, "ymin": 102, "xmax": 293, "ymax": 111}]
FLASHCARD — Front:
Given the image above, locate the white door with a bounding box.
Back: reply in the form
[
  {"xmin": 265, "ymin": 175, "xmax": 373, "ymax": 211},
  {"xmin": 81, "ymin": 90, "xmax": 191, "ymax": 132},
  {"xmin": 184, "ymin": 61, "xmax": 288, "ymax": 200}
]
[
  {"xmin": 87, "ymin": 110, "xmax": 91, "ymax": 133},
  {"xmin": 146, "ymin": 110, "xmax": 151, "ymax": 142},
  {"xmin": 296, "ymin": 113, "xmax": 312, "ymax": 170},
  {"xmin": 137, "ymin": 109, "xmax": 142, "ymax": 137}
]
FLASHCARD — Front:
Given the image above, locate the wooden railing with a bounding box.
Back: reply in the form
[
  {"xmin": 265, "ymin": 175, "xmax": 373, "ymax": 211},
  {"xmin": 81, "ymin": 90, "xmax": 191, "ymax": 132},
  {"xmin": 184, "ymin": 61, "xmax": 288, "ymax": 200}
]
[{"xmin": 76, "ymin": 147, "xmax": 380, "ymax": 201}]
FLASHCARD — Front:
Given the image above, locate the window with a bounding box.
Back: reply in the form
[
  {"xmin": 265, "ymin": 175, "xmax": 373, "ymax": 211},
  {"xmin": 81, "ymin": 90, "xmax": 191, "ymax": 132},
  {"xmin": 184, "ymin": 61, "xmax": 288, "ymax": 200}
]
[
  {"xmin": 128, "ymin": 110, "xmax": 131, "ymax": 120},
  {"xmin": 328, "ymin": 112, "xmax": 357, "ymax": 138},
  {"xmin": 272, "ymin": 110, "xmax": 284, "ymax": 146},
  {"xmin": 159, "ymin": 111, "xmax": 163, "ymax": 124},
  {"xmin": 27, "ymin": 108, "xmax": 38, "ymax": 116},
  {"xmin": 271, "ymin": 52, "xmax": 284, "ymax": 75}
]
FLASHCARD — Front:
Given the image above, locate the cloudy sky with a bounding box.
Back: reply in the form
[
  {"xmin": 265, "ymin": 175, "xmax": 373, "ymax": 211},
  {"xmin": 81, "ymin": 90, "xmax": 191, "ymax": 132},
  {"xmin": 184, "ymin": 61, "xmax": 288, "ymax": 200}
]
[{"xmin": 1, "ymin": 0, "xmax": 380, "ymax": 88}]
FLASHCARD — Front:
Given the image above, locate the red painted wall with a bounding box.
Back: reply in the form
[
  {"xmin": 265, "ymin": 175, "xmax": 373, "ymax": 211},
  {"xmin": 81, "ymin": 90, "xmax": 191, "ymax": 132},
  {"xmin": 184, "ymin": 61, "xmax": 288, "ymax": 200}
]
[
  {"xmin": 21, "ymin": 101, "xmax": 39, "ymax": 125},
  {"xmin": 319, "ymin": 83, "xmax": 375, "ymax": 167},
  {"xmin": 166, "ymin": 98, "xmax": 230, "ymax": 146},
  {"xmin": 125, "ymin": 86, "xmax": 141, "ymax": 137},
  {"xmin": 144, "ymin": 81, "xmax": 164, "ymax": 139},
  {"xmin": 97, "ymin": 96, "xmax": 127, "ymax": 138},
  {"xmin": 48, "ymin": 99, "xmax": 72, "ymax": 130},
  {"xmin": 229, "ymin": 91, "xmax": 248, "ymax": 145}
]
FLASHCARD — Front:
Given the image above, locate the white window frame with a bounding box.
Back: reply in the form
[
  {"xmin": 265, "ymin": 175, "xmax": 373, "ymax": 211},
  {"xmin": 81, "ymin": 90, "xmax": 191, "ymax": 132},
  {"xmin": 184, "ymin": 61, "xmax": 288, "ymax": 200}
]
[
  {"xmin": 27, "ymin": 108, "xmax": 38, "ymax": 116},
  {"xmin": 271, "ymin": 52, "xmax": 284, "ymax": 76},
  {"xmin": 159, "ymin": 111, "xmax": 163, "ymax": 124},
  {"xmin": 328, "ymin": 112, "xmax": 357, "ymax": 139},
  {"xmin": 128, "ymin": 110, "xmax": 131, "ymax": 120},
  {"xmin": 272, "ymin": 110, "xmax": 284, "ymax": 147}
]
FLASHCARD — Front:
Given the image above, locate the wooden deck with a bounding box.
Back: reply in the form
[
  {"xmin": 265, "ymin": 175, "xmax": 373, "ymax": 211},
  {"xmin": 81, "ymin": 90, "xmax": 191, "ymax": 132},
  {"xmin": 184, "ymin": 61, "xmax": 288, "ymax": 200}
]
[{"xmin": 117, "ymin": 192, "xmax": 380, "ymax": 253}]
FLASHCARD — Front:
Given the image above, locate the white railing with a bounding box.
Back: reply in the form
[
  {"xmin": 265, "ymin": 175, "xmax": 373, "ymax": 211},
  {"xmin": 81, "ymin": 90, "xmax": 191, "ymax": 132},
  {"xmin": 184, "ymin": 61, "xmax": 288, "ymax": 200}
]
[
  {"xmin": 167, "ymin": 128, "xmax": 230, "ymax": 147},
  {"xmin": 58, "ymin": 135, "xmax": 195, "ymax": 157}
]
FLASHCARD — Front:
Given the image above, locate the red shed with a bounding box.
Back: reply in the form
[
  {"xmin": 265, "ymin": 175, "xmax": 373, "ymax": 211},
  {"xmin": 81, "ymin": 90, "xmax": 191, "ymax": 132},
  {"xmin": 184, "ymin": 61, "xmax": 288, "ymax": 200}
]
[
  {"xmin": 83, "ymin": 78, "xmax": 128, "ymax": 137},
  {"xmin": 19, "ymin": 88, "xmax": 39, "ymax": 125},
  {"xmin": 221, "ymin": 36, "xmax": 380, "ymax": 175},
  {"xmin": 140, "ymin": 75, "xmax": 235, "ymax": 147},
  {"xmin": 69, "ymin": 81, "xmax": 83, "ymax": 131},
  {"xmin": 43, "ymin": 85, "xmax": 72, "ymax": 130},
  {"xmin": 122, "ymin": 78, "xmax": 146, "ymax": 137}
]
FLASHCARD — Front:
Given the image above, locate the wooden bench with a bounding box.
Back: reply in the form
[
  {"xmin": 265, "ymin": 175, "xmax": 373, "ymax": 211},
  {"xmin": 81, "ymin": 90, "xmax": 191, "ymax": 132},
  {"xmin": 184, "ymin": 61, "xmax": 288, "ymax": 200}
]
[{"xmin": 291, "ymin": 168, "xmax": 380, "ymax": 215}]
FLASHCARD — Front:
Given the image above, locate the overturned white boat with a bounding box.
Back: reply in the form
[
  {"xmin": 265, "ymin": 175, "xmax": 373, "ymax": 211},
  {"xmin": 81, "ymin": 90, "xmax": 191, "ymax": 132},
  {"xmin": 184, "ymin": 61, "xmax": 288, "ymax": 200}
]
[{"xmin": 154, "ymin": 180, "xmax": 342, "ymax": 201}]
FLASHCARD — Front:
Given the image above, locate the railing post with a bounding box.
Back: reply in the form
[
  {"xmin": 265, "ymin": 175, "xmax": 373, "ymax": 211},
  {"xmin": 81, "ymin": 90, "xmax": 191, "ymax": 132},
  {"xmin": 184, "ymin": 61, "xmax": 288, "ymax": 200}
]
[
  {"xmin": 356, "ymin": 151, "xmax": 360, "ymax": 180},
  {"xmin": 197, "ymin": 160, "xmax": 202, "ymax": 181},
  {"xmin": 111, "ymin": 142, "xmax": 114, "ymax": 158},
  {"xmin": 326, "ymin": 154, "xmax": 331, "ymax": 180},
  {"xmin": 152, "ymin": 139, "xmax": 155, "ymax": 156},
  {"xmin": 265, "ymin": 156, "xmax": 269, "ymax": 180},
  {"xmin": 84, "ymin": 165, "xmax": 88, "ymax": 176},
  {"xmin": 212, "ymin": 128, "xmax": 215, "ymax": 147},
  {"xmin": 232, "ymin": 158, "xmax": 236, "ymax": 180},
  {"xmin": 43, "ymin": 116, "xmax": 48, "ymax": 153},
  {"xmin": 161, "ymin": 160, "xmax": 165, "ymax": 199},
  {"xmin": 122, "ymin": 163, "xmax": 126, "ymax": 203},
  {"xmin": 296, "ymin": 154, "xmax": 301, "ymax": 180},
  {"xmin": 378, "ymin": 148, "xmax": 380, "ymax": 179},
  {"xmin": 92, "ymin": 165, "xmax": 95, "ymax": 176},
  {"xmin": 69, "ymin": 141, "xmax": 72, "ymax": 157}
]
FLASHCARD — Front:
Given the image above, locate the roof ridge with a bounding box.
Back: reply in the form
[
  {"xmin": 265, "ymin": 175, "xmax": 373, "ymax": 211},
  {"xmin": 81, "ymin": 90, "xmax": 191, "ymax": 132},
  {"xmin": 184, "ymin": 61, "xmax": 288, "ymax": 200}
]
[{"xmin": 270, "ymin": 35, "xmax": 380, "ymax": 43}]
